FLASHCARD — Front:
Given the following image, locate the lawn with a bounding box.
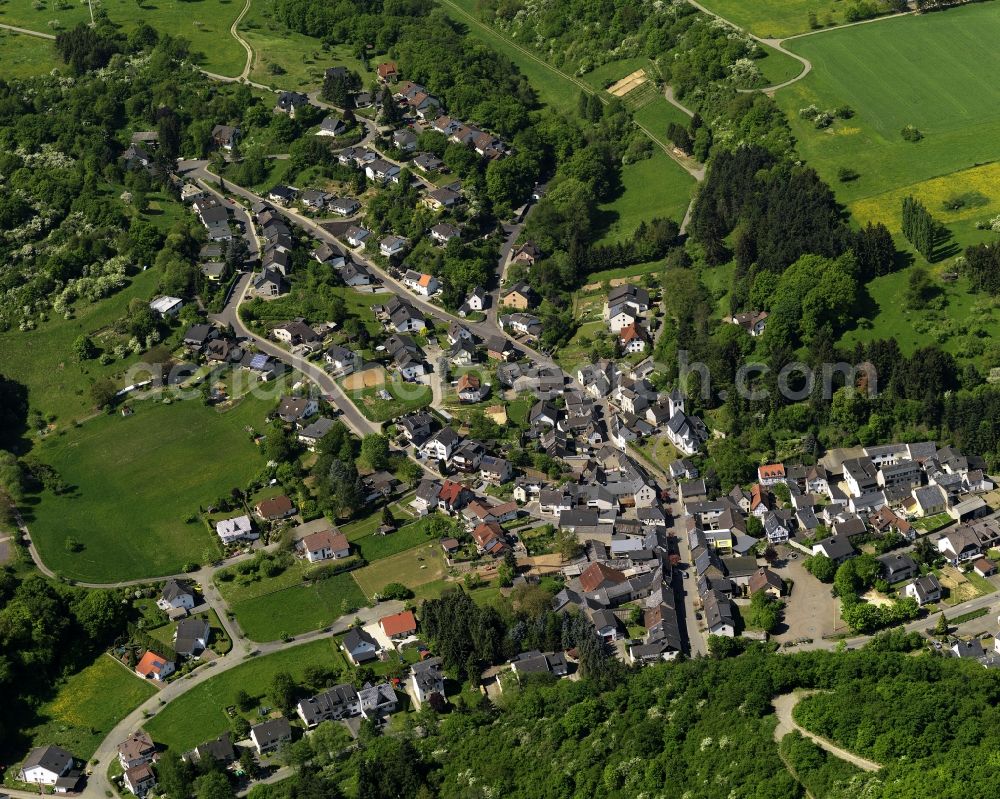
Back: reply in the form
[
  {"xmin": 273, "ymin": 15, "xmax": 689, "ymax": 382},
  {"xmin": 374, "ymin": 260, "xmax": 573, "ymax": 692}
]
[
  {"xmin": 594, "ymin": 150, "xmax": 695, "ymax": 245},
  {"xmin": 583, "ymin": 259, "xmax": 665, "ymax": 287},
  {"xmin": 340, "ymin": 377, "xmax": 433, "ymax": 423},
  {"xmin": 351, "ymin": 540, "xmax": 449, "ymax": 600},
  {"xmin": 776, "ymin": 4, "xmax": 1000, "ymax": 207},
  {"xmin": 0, "ymin": 0, "xmax": 247, "ymax": 76},
  {"xmin": 24, "ymin": 655, "xmax": 156, "ymax": 761},
  {"xmin": 239, "ymin": 0, "xmax": 375, "ymax": 90},
  {"xmin": 229, "ymin": 571, "xmax": 368, "ymax": 641},
  {"xmin": 145, "ymin": 638, "xmax": 342, "ymax": 751},
  {"xmin": 555, "ymin": 320, "xmax": 606, "ymax": 374},
  {"xmin": 352, "ymin": 514, "xmax": 451, "ymax": 562},
  {"xmin": 27, "ymin": 391, "xmax": 274, "ymax": 582},
  {"xmin": 695, "ymin": 0, "xmax": 900, "ymax": 38},
  {"xmin": 837, "ymin": 261, "xmax": 1000, "ymax": 365},
  {"xmin": 0, "ymin": 29, "xmax": 58, "ymax": 79},
  {"xmin": 911, "ymin": 513, "xmax": 953, "ymax": 533},
  {"xmin": 0, "ymin": 268, "xmax": 165, "ymax": 423}
]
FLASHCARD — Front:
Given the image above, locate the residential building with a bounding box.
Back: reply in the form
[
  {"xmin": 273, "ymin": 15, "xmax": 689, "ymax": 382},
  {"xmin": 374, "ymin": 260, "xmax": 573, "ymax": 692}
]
[
  {"xmin": 905, "ymin": 574, "xmax": 942, "ymax": 606},
  {"xmin": 380, "ymin": 610, "xmax": 417, "ymax": 639},
  {"xmin": 299, "ymin": 529, "xmax": 350, "ymax": 562},
  {"xmin": 135, "ymin": 650, "xmax": 175, "ymax": 682},
  {"xmin": 342, "ymin": 627, "xmax": 380, "ymax": 664},
  {"xmin": 117, "ymin": 733, "xmax": 156, "ymax": 771},
  {"xmin": 250, "ymin": 717, "xmax": 293, "ymax": 755},
  {"xmin": 410, "ymin": 657, "xmax": 445, "ymax": 707},
  {"xmin": 157, "ymin": 580, "xmax": 194, "ymax": 613}
]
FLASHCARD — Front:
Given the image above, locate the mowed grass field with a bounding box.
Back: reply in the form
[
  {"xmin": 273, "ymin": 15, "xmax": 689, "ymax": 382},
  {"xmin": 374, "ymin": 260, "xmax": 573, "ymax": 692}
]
[
  {"xmin": 352, "ymin": 540, "xmax": 448, "ymax": 600},
  {"xmin": 145, "ymin": 638, "xmax": 342, "ymax": 751},
  {"xmin": 27, "ymin": 392, "xmax": 273, "ymax": 582},
  {"xmin": 25, "ymin": 655, "xmax": 156, "ymax": 760},
  {"xmin": 228, "ymin": 572, "xmax": 368, "ymax": 641},
  {"xmin": 0, "ymin": 0, "xmax": 247, "ymax": 76},
  {"xmin": 0, "ymin": 30, "xmax": 58, "ymax": 79},
  {"xmin": 776, "ymin": 4, "xmax": 1000, "ymax": 206},
  {"xmin": 696, "ymin": 0, "xmax": 899, "ymax": 38}
]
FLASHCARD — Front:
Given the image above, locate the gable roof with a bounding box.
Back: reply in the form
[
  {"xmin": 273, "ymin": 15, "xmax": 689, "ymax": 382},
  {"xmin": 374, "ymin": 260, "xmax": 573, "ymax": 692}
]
[
  {"xmin": 380, "ymin": 610, "xmax": 417, "ymax": 637},
  {"xmin": 579, "ymin": 562, "xmax": 626, "ymax": 593}
]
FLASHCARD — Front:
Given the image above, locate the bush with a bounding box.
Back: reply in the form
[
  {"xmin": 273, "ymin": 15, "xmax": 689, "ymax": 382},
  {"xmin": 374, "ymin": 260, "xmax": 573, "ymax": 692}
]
[
  {"xmin": 837, "ymin": 167, "xmax": 860, "ymax": 182},
  {"xmin": 380, "ymin": 582, "xmax": 414, "ymax": 600},
  {"xmin": 901, "ymin": 124, "xmax": 923, "ymax": 142}
]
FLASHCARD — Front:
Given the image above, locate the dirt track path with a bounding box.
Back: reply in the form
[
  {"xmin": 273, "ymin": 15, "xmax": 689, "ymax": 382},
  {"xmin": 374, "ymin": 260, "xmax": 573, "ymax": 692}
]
[{"xmin": 772, "ymin": 691, "xmax": 882, "ymax": 772}]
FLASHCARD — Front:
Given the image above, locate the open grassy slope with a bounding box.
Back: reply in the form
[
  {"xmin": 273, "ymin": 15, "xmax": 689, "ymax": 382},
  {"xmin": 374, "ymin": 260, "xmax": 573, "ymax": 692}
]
[{"xmin": 27, "ymin": 393, "xmax": 272, "ymax": 582}]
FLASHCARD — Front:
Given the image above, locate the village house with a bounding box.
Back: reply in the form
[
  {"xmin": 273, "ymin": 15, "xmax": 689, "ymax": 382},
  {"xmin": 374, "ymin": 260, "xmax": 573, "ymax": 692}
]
[
  {"xmin": 342, "ymin": 627, "xmax": 381, "ymax": 664},
  {"xmin": 330, "ymin": 197, "xmax": 362, "ymax": 216},
  {"xmin": 173, "ymin": 617, "xmax": 211, "ymax": 659},
  {"xmin": 431, "ymin": 222, "xmax": 461, "ymax": 245},
  {"xmin": 123, "ymin": 764, "xmax": 157, "ymax": 797},
  {"xmin": 379, "ymin": 234, "xmax": 408, "ymax": 258},
  {"xmin": 346, "ymin": 225, "xmax": 372, "ymax": 249},
  {"xmin": 457, "ymin": 373, "xmax": 487, "ymax": 403},
  {"xmin": 277, "ymin": 396, "xmax": 319, "ymax": 425},
  {"xmin": 117, "ymin": 732, "xmax": 156, "ymax": 771},
  {"xmin": 905, "ymin": 574, "xmax": 943, "ymax": 606},
  {"xmin": 250, "ymin": 717, "xmax": 293, "ymax": 755},
  {"xmin": 215, "ymin": 514, "xmax": 255, "ymax": 545},
  {"xmin": 157, "ymin": 579, "xmax": 195, "ymax": 614},
  {"xmin": 135, "ymin": 650, "xmax": 175, "ymax": 682},
  {"xmin": 502, "ymin": 281, "xmax": 536, "ymax": 310},
  {"xmin": 411, "ymin": 657, "xmax": 445, "ymax": 707},
  {"xmin": 724, "ymin": 310, "xmax": 768, "ymax": 337},
  {"xmin": 403, "ymin": 269, "xmax": 439, "ymax": 296},
  {"xmin": 380, "ymin": 610, "xmax": 418, "ymax": 640},
  {"xmin": 299, "ymin": 529, "xmax": 350, "ymax": 562},
  {"xmin": 19, "ymin": 746, "xmax": 79, "ymax": 792}
]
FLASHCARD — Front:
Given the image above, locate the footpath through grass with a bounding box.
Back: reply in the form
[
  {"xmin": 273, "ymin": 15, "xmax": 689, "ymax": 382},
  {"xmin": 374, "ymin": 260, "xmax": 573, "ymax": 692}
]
[
  {"xmin": 28, "ymin": 392, "xmax": 273, "ymax": 582},
  {"xmin": 145, "ymin": 638, "xmax": 341, "ymax": 751},
  {"xmin": 24, "ymin": 654, "xmax": 156, "ymax": 760}
]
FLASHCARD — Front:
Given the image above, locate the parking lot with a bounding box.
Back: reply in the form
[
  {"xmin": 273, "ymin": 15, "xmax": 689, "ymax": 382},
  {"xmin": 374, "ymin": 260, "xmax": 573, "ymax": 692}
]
[{"xmin": 771, "ymin": 551, "xmax": 845, "ymax": 645}]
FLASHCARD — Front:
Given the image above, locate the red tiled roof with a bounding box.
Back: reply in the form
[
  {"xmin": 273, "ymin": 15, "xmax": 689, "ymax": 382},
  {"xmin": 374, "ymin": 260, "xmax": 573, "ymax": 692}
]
[
  {"xmin": 619, "ymin": 323, "xmax": 647, "ymax": 343},
  {"xmin": 380, "ymin": 610, "xmax": 417, "ymax": 637},
  {"xmin": 758, "ymin": 464, "xmax": 785, "ymax": 480},
  {"xmin": 457, "ymin": 373, "xmax": 480, "ymax": 391},
  {"xmin": 472, "ymin": 521, "xmax": 503, "ymax": 547},
  {"xmin": 438, "ymin": 480, "xmax": 465, "ymax": 504},
  {"xmin": 135, "ymin": 650, "xmax": 170, "ymax": 676},
  {"xmin": 579, "ymin": 562, "xmax": 626, "ymax": 594}
]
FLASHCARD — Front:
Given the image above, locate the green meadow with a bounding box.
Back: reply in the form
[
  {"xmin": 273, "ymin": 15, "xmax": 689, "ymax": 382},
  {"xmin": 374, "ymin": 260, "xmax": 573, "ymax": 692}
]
[{"xmin": 27, "ymin": 392, "xmax": 274, "ymax": 582}]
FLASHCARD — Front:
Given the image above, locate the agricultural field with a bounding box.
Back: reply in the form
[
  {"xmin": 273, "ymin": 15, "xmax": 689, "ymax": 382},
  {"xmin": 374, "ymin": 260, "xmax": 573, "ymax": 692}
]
[
  {"xmin": 145, "ymin": 638, "xmax": 342, "ymax": 751},
  {"xmin": 228, "ymin": 572, "xmax": 368, "ymax": 641},
  {"xmin": 27, "ymin": 390, "xmax": 274, "ymax": 582},
  {"xmin": 756, "ymin": 42, "xmax": 805, "ymax": 86},
  {"xmin": 696, "ymin": 0, "xmax": 901, "ymax": 38},
  {"xmin": 23, "ymin": 655, "xmax": 156, "ymax": 760},
  {"xmin": 0, "ymin": 30, "xmax": 58, "ymax": 79},
  {"xmin": 0, "ymin": 0, "xmax": 247, "ymax": 76},
  {"xmin": 776, "ymin": 4, "xmax": 1000, "ymax": 207},
  {"xmin": 352, "ymin": 540, "xmax": 449, "ymax": 600}
]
